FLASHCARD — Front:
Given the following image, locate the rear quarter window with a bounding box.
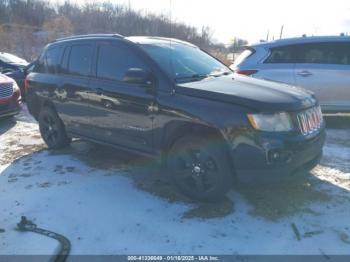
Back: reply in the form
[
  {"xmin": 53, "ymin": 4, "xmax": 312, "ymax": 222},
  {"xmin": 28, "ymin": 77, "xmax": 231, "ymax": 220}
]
[
  {"xmin": 45, "ymin": 47, "xmax": 64, "ymax": 74},
  {"xmin": 34, "ymin": 46, "xmax": 64, "ymax": 74},
  {"xmin": 33, "ymin": 52, "xmax": 46, "ymax": 73},
  {"xmin": 265, "ymin": 45, "xmax": 296, "ymax": 63}
]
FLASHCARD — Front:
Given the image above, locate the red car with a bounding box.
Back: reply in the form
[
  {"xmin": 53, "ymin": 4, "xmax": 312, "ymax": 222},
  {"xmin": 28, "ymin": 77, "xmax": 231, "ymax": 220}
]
[{"xmin": 0, "ymin": 73, "xmax": 22, "ymax": 118}]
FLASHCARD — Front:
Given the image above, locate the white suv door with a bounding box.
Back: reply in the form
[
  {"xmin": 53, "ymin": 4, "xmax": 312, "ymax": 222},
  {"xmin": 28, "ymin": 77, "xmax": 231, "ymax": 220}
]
[
  {"xmin": 293, "ymin": 42, "xmax": 350, "ymax": 113},
  {"xmin": 256, "ymin": 45, "xmax": 296, "ymax": 85},
  {"xmin": 233, "ymin": 46, "xmax": 296, "ymax": 85}
]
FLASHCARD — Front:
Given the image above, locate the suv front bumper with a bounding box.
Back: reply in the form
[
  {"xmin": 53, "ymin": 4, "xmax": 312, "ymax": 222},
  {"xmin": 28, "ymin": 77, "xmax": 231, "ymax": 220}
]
[{"xmin": 231, "ymin": 129, "xmax": 326, "ymax": 183}]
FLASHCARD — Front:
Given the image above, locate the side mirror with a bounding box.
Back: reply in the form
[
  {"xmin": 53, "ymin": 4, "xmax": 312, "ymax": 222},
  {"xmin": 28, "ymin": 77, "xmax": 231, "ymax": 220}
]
[{"xmin": 123, "ymin": 68, "xmax": 154, "ymax": 86}]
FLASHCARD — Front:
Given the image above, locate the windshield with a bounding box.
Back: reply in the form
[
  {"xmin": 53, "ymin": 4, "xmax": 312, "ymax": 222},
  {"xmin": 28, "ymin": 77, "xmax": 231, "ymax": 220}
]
[
  {"xmin": 0, "ymin": 53, "xmax": 27, "ymax": 64},
  {"xmin": 140, "ymin": 42, "xmax": 230, "ymax": 83}
]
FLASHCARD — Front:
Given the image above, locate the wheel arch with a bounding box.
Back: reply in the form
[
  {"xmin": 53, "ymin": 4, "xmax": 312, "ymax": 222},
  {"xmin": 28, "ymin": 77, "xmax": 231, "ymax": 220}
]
[
  {"xmin": 160, "ymin": 121, "xmax": 236, "ymax": 176},
  {"xmin": 40, "ymin": 99, "xmax": 58, "ymax": 114}
]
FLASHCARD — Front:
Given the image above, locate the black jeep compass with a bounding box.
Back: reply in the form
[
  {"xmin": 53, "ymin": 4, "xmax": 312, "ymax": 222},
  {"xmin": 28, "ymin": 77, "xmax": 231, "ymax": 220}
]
[{"xmin": 26, "ymin": 34, "xmax": 325, "ymax": 201}]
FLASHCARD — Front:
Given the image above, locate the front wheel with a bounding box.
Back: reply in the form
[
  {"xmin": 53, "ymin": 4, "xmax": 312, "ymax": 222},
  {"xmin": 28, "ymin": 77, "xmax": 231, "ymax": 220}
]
[
  {"xmin": 167, "ymin": 135, "xmax": 232, "ymax": 202},
  {"xmin": 38, "ymin": 107, "xmax": 71, "ymax": 149}
]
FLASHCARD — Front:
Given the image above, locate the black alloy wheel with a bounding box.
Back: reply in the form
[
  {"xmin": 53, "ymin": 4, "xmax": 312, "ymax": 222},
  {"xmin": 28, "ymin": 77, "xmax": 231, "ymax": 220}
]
[
  {"xmin": 167, "ymin": 135, "xmax": 232, "ymax": 201},
  {"xmin": 38, "ymin": 107, "xmax": 71, "ymax": 149}
]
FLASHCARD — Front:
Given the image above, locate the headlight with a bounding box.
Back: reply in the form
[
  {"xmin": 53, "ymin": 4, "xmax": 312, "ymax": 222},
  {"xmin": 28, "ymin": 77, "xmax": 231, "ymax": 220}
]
[
  {"xmin": 12, "ymin": 81, "xmax": 20, "ymax": 92},
  {"xmin": 247, "ymin": 112, "xmax": 293, "ymax": 132}
]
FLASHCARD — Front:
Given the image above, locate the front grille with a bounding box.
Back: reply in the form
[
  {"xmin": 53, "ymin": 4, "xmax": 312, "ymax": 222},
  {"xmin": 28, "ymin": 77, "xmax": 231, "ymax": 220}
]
[
  {"xmin": 297, "ymin": 106, "xmax": 323, "ymax": 136},
  {"xmin": 0, "ymin": 82, "xmax": 14, "ymax": 99}
]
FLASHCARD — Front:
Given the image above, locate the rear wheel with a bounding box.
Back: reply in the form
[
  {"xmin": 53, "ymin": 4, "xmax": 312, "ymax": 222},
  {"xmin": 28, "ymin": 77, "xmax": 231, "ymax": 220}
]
[
  {"xmin": 38, "ymin": 107, "xmax": 71, "ymax": 149},
  {"xmin": 167, "ymin": 135, "xmax": 232, "ymax": 201}
]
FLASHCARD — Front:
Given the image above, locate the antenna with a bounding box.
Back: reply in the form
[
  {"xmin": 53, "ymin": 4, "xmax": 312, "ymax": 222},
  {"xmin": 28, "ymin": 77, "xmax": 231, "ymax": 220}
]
[
  {"xmin": 279, "ymin": 25, "xmax": 284, "ymax": 39},
  {"xmin": 266, "ymin": 30, "xmax": 270, "ymax": 41},
  {"xmin": 169, "ymin": 0, "xmax": 175, "ymax": 88}
]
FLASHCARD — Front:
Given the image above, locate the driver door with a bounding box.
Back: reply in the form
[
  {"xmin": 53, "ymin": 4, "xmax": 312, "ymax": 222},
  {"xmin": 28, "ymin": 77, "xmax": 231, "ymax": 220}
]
[{"xmin": 88, "ymin": 41, "xmax": 155, "ymax": 153}]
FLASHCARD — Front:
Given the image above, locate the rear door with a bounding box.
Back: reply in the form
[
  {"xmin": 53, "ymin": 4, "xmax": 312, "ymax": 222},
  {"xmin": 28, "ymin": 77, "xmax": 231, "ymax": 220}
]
[
  {"xmin": 294, "ymin": 42, "xmax": 350, "ymax": 112},
  {"xmin": 56, "ymin": 43, "xmax": 96, "ymax": 136},
  {"xmin": 88, "ymin": 41, "xmax": 155, "ymax": 153},
  {"xmin": 256, "ymin": 45, "xmax": 296, "ymax": 85}
]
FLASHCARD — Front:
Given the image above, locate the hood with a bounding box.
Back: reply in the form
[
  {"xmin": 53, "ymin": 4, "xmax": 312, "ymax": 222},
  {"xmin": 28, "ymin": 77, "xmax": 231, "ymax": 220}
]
[
  {"xmin": 176, "ymin": 75, "xmax": 317, "ymax": 112},
  {"xmin": 0, "ymin": 73, "xmax": 14, "ymax": 84},
  {"xmin": 4, "ymin": 70, "xmax": 24, "ymax": 79},
  {"xmin": 9, "ymin": 62, "xmax": 28, "ymax": 67}
]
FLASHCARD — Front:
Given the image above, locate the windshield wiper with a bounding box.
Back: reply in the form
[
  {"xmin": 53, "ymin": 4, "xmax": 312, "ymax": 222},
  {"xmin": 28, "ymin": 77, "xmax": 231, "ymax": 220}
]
[
  {"xmin": 175, "ymin": 74, "xmax": 210, "ymax": 83},
  {"xmin": 209, "ymin": 70, "xmax": 233, "ymax": 77},
  {"xmin": 175, "ymin": 70, "xmax": 233, "ymax": 83}
]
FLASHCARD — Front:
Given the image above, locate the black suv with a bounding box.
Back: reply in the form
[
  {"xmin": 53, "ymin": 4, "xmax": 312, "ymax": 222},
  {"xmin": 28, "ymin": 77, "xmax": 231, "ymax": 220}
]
[{"xmin": 26, "ymin": 34, "xmax": 326, "ymax": 201}]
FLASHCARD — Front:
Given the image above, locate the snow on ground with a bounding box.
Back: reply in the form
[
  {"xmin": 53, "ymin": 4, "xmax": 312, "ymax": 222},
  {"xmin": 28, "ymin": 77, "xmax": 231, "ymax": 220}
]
[{"xmin": 0, "ymin": 106, "xmax": 350, "ymax": 256}]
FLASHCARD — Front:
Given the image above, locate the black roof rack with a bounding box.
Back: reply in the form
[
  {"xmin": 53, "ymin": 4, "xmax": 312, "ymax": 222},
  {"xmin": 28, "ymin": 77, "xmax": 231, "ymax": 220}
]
[
  {"xmin": 55, "ymin": 34, "xmax": 124, "ymax": 42},
  {"xmin": 127, "ymin": 36, "xmax": 198, "ymax": 48},
  {"xmin": 148, "ymin": 36, "xmax": 197, "ymax": 47}
]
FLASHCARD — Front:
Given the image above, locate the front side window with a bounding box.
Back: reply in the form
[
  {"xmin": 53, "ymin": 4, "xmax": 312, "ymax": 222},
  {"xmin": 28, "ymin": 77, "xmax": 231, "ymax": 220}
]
[
  {"xmin": 97, "ymin": 44, "xmax": 147, "ymax": 81},
  {"xmin": 68, "ymin": 45, "xmax": 93, "ymax": 77},
  {"xmin": 140, "ymin": 42, "xmax": 229, "ymax": 83},
  {"xmin": 295, "ymin": 42, "xmax": 350, "ymax": 65}
]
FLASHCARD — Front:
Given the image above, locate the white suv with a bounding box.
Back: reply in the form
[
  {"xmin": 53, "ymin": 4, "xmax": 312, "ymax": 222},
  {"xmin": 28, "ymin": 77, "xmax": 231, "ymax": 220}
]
[{"xmin": 230, "ymin": 36, "xmax": 350, "ymax": 113}]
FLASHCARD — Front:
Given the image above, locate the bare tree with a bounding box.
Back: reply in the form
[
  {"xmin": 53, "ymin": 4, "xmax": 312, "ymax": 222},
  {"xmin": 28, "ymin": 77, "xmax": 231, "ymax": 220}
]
[
  {"xmin": 43, "ymin": 16, "xmax": 73, "ymax": 41},
  {"xmin": 0, "ymin": 0, "xmax": 235, "ymax": 62}
]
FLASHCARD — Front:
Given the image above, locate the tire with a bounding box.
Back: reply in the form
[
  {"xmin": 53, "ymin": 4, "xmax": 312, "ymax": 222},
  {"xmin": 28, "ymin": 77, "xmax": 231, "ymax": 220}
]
[
  {"xmin": 38, "ymin": 106, "xmax": 71, "ymax": 149},
  {"xmin": 166, "ymin": 135, "xmax": 232, "ymax": 202}
]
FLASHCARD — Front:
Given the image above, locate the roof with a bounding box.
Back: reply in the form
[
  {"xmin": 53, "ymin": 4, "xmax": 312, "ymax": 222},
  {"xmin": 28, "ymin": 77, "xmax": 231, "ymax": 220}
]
[{"xmin": 250, "ymin": 35, "xmax": 350, "ymax": 48}]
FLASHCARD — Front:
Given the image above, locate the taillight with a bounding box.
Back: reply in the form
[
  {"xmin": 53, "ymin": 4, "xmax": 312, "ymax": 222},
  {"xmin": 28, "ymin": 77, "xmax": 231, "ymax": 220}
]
[
  {"xmin": 235, "ymin": 69, "xmax": 258, "ymax": 76},
  {"xmin": 24, "ymin": 76, "xmax": 29, "ymax": 95}
]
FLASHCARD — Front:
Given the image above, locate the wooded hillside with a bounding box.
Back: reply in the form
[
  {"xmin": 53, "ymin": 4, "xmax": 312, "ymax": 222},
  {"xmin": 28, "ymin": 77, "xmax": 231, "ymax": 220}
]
[{"xmin": 0, "ymin": 0, "xmax": 223, "ymax": 61}]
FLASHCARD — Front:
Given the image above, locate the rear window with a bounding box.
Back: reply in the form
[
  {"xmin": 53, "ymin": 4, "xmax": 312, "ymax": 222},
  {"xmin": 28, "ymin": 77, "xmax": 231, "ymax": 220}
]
[{"xmin": 233, "ymin": 49, "xmax": 254, "ymax": 66}]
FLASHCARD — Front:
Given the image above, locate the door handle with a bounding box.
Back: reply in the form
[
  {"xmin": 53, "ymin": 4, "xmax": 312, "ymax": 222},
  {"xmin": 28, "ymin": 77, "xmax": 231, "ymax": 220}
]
[
  {"xmin": 147, "ymin": 103, "xmax": 159, "ymax": 113},
  {"xmin": 95, "ymin": 88, "xmax": 104, "ymax": 95},
  {"xmin": 297, "ymin": 70, "xmax": 312, "ymax": 77}
]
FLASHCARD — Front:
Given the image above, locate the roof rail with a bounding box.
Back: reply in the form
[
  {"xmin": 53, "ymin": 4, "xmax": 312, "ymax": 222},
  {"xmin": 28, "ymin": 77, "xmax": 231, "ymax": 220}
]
[
  {"xmin": 142, "ymin": 36, "xmax": 197, "ymax": 48},
  {"xmin": 55, "ymin": 34, "xmax": 124, "ymax": 42}
]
